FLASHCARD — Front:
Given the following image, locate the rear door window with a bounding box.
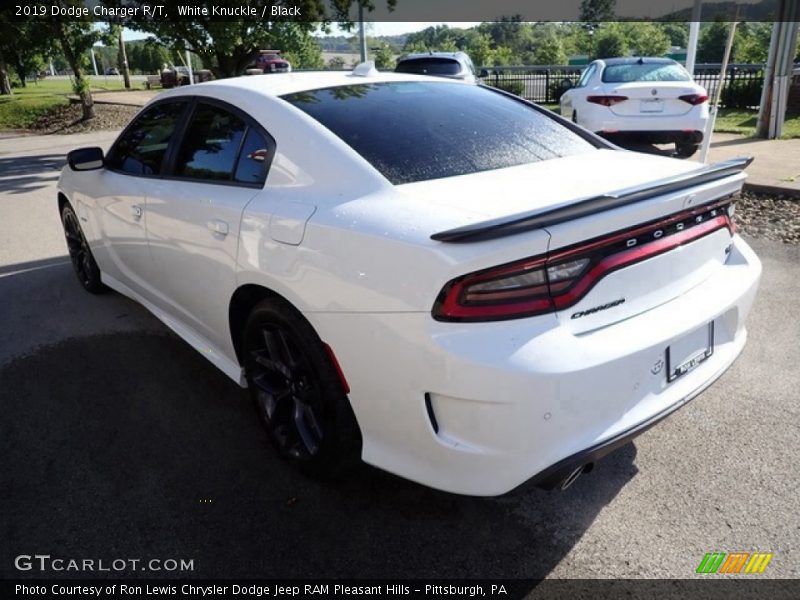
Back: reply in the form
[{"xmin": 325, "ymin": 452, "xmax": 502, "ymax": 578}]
[{"xmin": 174, "ymin": 103, "xmax": 246, "ymax": 181}]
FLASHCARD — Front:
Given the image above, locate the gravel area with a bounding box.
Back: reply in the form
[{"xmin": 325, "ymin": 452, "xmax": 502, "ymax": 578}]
[
  {"xmin": 29, "ymin": 103, "xmax": 140, "ymax": 134},
  {"xmin": 735, "ymin": 192, "xmax": 800, "ymax": 245}
]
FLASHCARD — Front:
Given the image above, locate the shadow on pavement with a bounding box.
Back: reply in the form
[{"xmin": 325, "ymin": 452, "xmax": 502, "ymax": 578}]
[
  {"xmin": 0, "ymin": 153, "xmax": 65, "ymax": 195},
  {"xmin": 0, "ymin": 268, "xmax": 639, "ymax": 586}
]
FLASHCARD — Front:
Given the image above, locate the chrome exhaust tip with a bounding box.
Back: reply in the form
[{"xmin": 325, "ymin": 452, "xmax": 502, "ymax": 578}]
[{"xmin": 560, "ymin": 463, "xmax": 592, "ymax": 490}]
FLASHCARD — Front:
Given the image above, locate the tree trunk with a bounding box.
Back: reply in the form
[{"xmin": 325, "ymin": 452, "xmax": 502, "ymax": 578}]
[
  {"xmin": 0, "ymin": 50, "xmax": 12, "ymax": 95},
  {"xmin": 118, "ymin": 28, "xmax": 131, "ymax": 89},
  {"xmin": 14, "ymin": 56, "xmax": 27, "ymax": 88},
  {"xmin": 56, "ymin": 24, "xmax": 94, "ymax": 120}
]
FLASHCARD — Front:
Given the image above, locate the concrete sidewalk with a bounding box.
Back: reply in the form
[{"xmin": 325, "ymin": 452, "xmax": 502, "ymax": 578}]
[
  {"xmin": 706, "ymin": 133, "xmax": 800, "ymax": 196},
  {"xmin": 69, "ymin": 90, "xmax": 159, "ymax": 107}
]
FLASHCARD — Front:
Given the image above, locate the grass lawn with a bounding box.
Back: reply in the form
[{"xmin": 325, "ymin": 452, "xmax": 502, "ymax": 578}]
[
  {"xmin": 0, "ymin": 77, "xmax": 138, "ymax": 130},
  {"xmin": 714, "ymin": 108, "xmax": 800, "ymax": 139}
]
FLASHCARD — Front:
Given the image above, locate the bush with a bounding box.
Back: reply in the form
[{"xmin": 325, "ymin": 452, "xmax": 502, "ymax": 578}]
[
  {"xmin": 489, "ymin": 79, "xmax": 524, "ymax": 96},
  {"xmin": 722, "ymin": 78, "xmax": 763, "ymax": 109}
]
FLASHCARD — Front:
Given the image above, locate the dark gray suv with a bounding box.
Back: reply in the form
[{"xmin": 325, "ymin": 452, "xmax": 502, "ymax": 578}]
[{"xmin": 395, "ymin": 51, "xmax": 478, "ymax": 83}]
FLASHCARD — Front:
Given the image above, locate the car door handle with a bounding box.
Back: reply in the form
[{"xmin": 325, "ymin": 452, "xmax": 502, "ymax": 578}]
[
  {"xmin": 131, "ymin": 204, "xmax": 143, "ymax": 220},
  {"xmin": 207, "ymin": 219, "xmax": 229, "ymax": 236}
]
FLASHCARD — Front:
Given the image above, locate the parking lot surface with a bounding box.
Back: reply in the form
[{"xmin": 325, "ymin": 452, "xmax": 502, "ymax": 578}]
[{"xmin": 1, "ymin": 133, "xmax": 799, "ymax": 582}]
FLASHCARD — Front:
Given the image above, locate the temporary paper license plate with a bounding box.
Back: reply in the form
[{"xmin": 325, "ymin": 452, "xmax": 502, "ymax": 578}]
[{"xmin": 666, "ymin": 322, "xmax": 714, "ymax": 383}]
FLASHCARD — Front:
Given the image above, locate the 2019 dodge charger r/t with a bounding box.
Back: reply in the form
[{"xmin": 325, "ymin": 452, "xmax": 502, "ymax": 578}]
[
  {"xmin": 58, "ymin": 68, "xmax": 761, "ymax": 496},
  {"xmin": 560, "ymin": 57, "xmax": 710, "ymax": 158}
]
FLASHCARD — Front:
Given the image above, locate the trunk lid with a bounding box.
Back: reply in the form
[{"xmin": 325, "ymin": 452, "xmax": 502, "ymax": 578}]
[
  {"xmin": 400, "ymin": 149, "xmax": 745, "ymax": 330},
  {"xmin": 605, "ymin": 81, "xmax": 703, "ymax": 117}
]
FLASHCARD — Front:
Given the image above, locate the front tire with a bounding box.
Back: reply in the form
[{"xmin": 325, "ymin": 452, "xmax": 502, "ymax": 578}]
[
  {"xmin": 242, "ymin": 299, "xmax": 361, "ymax": 476},
  {"xmin": 61, "ymin": 203, "xmax": 106, "ymax": 294}
]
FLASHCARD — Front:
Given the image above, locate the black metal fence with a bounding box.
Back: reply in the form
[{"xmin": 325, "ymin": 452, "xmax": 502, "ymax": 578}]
[{"xmin": 477, "ymin": 63, "xmax": 766, "ymax": 108}]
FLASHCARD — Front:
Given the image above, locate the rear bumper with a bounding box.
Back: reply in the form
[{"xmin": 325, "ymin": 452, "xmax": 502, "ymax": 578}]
[
  {"xmin": 310, "ymin": 235, "xmax": 761, "ymax": 496},
  {"xmin": 600, "ymin": 130, "xmax": 704, "ymax": 145}
]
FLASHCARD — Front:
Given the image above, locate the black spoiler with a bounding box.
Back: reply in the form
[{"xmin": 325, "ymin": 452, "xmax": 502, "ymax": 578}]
[{"xmin": 430, "ymin": 157, "xmax": 753, "ymax": 243}]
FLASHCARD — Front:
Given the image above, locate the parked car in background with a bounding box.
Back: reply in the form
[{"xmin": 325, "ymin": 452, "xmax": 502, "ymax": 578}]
[
  {"xmin": 105, "ymin": 67, "xmax": 120, "ymax": 76},
  {"xmin": 395, "ymin": 51, "xmax": 478, "ymax": 83},
  {"xmin": 255, "ymin": 50, "xmax": 292, "ymax": 74},
  {"xmin": 160, "ymin": 65, "xmax": 214, "ymax": 88},
  {"xmin": 560, "ymin": 57, "xmax": 709, "ymax": 158},
  {"xmin": 57, "ymin": 68, "xmax": 760, "ymax": 496}
]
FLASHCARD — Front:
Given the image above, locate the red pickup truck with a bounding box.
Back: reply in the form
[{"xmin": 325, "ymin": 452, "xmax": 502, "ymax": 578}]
[{"xmin": 254, "ymin": 50, "xmax": 292, "ymax": 74}]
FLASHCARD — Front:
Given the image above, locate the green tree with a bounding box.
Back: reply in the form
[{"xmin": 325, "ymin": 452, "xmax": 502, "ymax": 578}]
[
  {"xmin": 736, "ymin": 22, "xmax": 772, "ymax": 63},
  {"xmin": 464, "ymin": 32, "xmax": 494, "ymax": 67},
  {"xmin": 0, "ymin": 18, "xmax": 51, "ymax": 91},
  {"xmin": 661, "ymin": 22, "xmax": 689, "ymax": 48},
  {"xmin": 580, "ymin": 0, "xmax": 616, "ymax": 26},
  {"xmin": 593, "ymin": 27, "xmax": 628, "ymax": 59},
  {"xmin": 117, "ymin": 0, "xmax": 389, "ymax": 77},
  {"xmin": 626, "ymin": 23, "xmax": 670, "ymax": 57},
  {"xmin": 531, "ymin": 36, "xmax": 567, "ymax": 65},
  {"xmin": 698, "ymin": 21, "xmax": 736, "ymax": 63},
  {"xmin": 373, "ymin": 44, "xmax": 395, "ymax": 69},
  {"xmin": 46, "ymin": 3, "xmax": 99, "ymax": 119}
]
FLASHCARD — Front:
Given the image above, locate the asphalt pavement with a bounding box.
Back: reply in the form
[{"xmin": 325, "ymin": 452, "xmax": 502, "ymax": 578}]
[{"xmin": 1, "ymin": 131, "xmax": 799, "ymax": 583}]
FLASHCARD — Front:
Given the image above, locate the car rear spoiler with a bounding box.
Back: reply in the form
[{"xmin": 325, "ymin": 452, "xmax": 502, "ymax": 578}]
[{"xmin": 430, "ymin": 156, "xmax": 753, "ymax": 243}]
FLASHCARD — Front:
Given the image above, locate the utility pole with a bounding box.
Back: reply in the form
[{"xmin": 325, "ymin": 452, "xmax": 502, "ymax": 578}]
[
  {"xmin": 699, "ymin": 18, "xmax": 738, "ymax": 163},
  {"xmin": 685, "ymin": 0, "xmax": 702, "ymax": 76},
  {"xmin": 118, "ymin": 28, "xmax": 131, "ymax": 89},
  {"xmin": 358, "ymin": 3, "xmax": 367, "ymax": 63},
  {"xmin": 756, "ymin": 0, "xmax": 800, "ymax": 139},
  {"xmin": 89, "ymin": 47, "xmax": 99, "ymax": 76}
]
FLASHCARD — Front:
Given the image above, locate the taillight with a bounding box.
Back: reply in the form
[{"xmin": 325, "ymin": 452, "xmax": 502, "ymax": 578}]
[
  {"xmin": 433, "ymin": 199, "xmax": 736, "ymax": 322},
  {"xmin": 679, "ymin": 93, "xmax": 709, "ymax": 105},
  {"xmin": 587, "ymin": 95, "xmax": 628, "ymax": 107}
]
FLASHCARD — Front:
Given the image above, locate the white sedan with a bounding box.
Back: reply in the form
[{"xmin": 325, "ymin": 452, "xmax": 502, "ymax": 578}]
[
  {"xmin": 57, "ymin": 67, "xmax": 760, "ymax": 496},
  {"xmin": 560, "ymin": 57, "xmax": 709, "ymax": 157}
]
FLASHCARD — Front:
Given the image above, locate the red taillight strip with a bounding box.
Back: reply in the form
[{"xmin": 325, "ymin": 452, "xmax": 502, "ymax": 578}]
[
  {"xmin": 548, "ymin": 197, "xmax": 732, "ymax": 263},
  {"xmin": 550, "ymin": 215, "xmax": 732, "ymax": 310},
  {"xmin": 435, "ymin": 257, "xmax": 552, "ymax": 320}
]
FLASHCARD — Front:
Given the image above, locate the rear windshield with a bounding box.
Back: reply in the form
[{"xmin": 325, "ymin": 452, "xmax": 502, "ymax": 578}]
[
  {"xmin": 602, "ymin": 62, "xmax": 690, "ymax": 83},
  {"xmin": 396, "ymin": 58, "xmax": 461, "ymax": 76},
  {"xmin": 282, "ymin": 82, "xmax": 596, "ymax": 185}
]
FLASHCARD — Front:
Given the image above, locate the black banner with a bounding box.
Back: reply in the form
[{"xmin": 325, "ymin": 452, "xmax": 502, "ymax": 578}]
[
  {"xmin": 4, "ymin": 0, "xmax": 799, "ymax": 23},
  {"xmin": 3, "ymin": 579, "xmax": 800, "ymax": 600}
]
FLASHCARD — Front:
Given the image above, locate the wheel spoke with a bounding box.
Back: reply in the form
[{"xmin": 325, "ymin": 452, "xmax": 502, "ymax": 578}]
[{"xmin": 293, "ymin": 399, "xmax": 321, "ymax": 455}]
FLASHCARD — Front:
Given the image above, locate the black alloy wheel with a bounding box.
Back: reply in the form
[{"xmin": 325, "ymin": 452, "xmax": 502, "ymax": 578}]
[
  {"xmin": 243, "ymin": 299, "xmax": 360, "ymax": 475},
  {"xmin": 61, "ymin": 204, "xmax": 106, "ymax": 294}
]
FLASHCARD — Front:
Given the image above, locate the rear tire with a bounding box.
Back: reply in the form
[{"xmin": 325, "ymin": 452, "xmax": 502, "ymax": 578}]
[
  {"xmin": 61, "ymin": 203, "xmax": 106, "ymax": 294},
  {"xmin": 242, "ymin": 298, "xmax": 361, "ymax": 477},
  {"xmin": 675, "ymin": 142, "xmax": 699, "ymax": 158}
]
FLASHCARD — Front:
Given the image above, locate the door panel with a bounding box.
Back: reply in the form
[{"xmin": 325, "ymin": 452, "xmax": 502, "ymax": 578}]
[{"xmin": 144, "ymin": 181, "xmax": 258, "ymax": 351}]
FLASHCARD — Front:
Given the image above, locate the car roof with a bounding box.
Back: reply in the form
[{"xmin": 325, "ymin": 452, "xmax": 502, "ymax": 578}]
[
  {"xmin": 400, "ymin": 52, "xmax": 466, "ymax": 61},
  {"xmin": 600, "ymin": 57, "xmax": 677, "ymax": 65},
  {"xmin": 156, "ymin": 70, "xmax": 466, "ymax": 99}
]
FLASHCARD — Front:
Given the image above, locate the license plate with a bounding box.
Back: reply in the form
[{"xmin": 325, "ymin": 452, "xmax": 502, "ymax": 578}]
[
  {"xmin": 666, "ymin": 322, "xmax": 714, "ymax": 383},
  {"xmin": 640, "ymin": 99, "xmax": 664, "ymax": 113}
]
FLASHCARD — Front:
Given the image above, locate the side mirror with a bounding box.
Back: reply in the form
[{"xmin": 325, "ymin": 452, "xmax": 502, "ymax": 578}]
[
  {"xmin": 479, "ymin": 68, "xmax": 489, "ymax": 78},
  {"xmin": 67, "ymin": 147, "xmax": 104, "ymax": 171},
  {"xmin": 560, "ymin": 78, "xmax": 573, "ymax": 90}
]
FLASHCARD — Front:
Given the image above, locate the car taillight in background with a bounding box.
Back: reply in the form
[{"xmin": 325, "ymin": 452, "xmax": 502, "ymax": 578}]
[
  {"xmin": 433, "ymin": 199, "xmax": 736, "ymax": 322},
  {"xmin": 679, "ymin": 94, "xmax": 709, "ymax": 105},
  {"xmin": 587, "ymin": 95, "xmax": 629, "ymax": 107}
]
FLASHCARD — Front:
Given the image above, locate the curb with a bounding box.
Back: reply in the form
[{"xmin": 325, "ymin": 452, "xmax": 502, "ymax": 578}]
[{"xmin": 743, "ymin": 182, "xmax": 800, "ymax": 199}]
